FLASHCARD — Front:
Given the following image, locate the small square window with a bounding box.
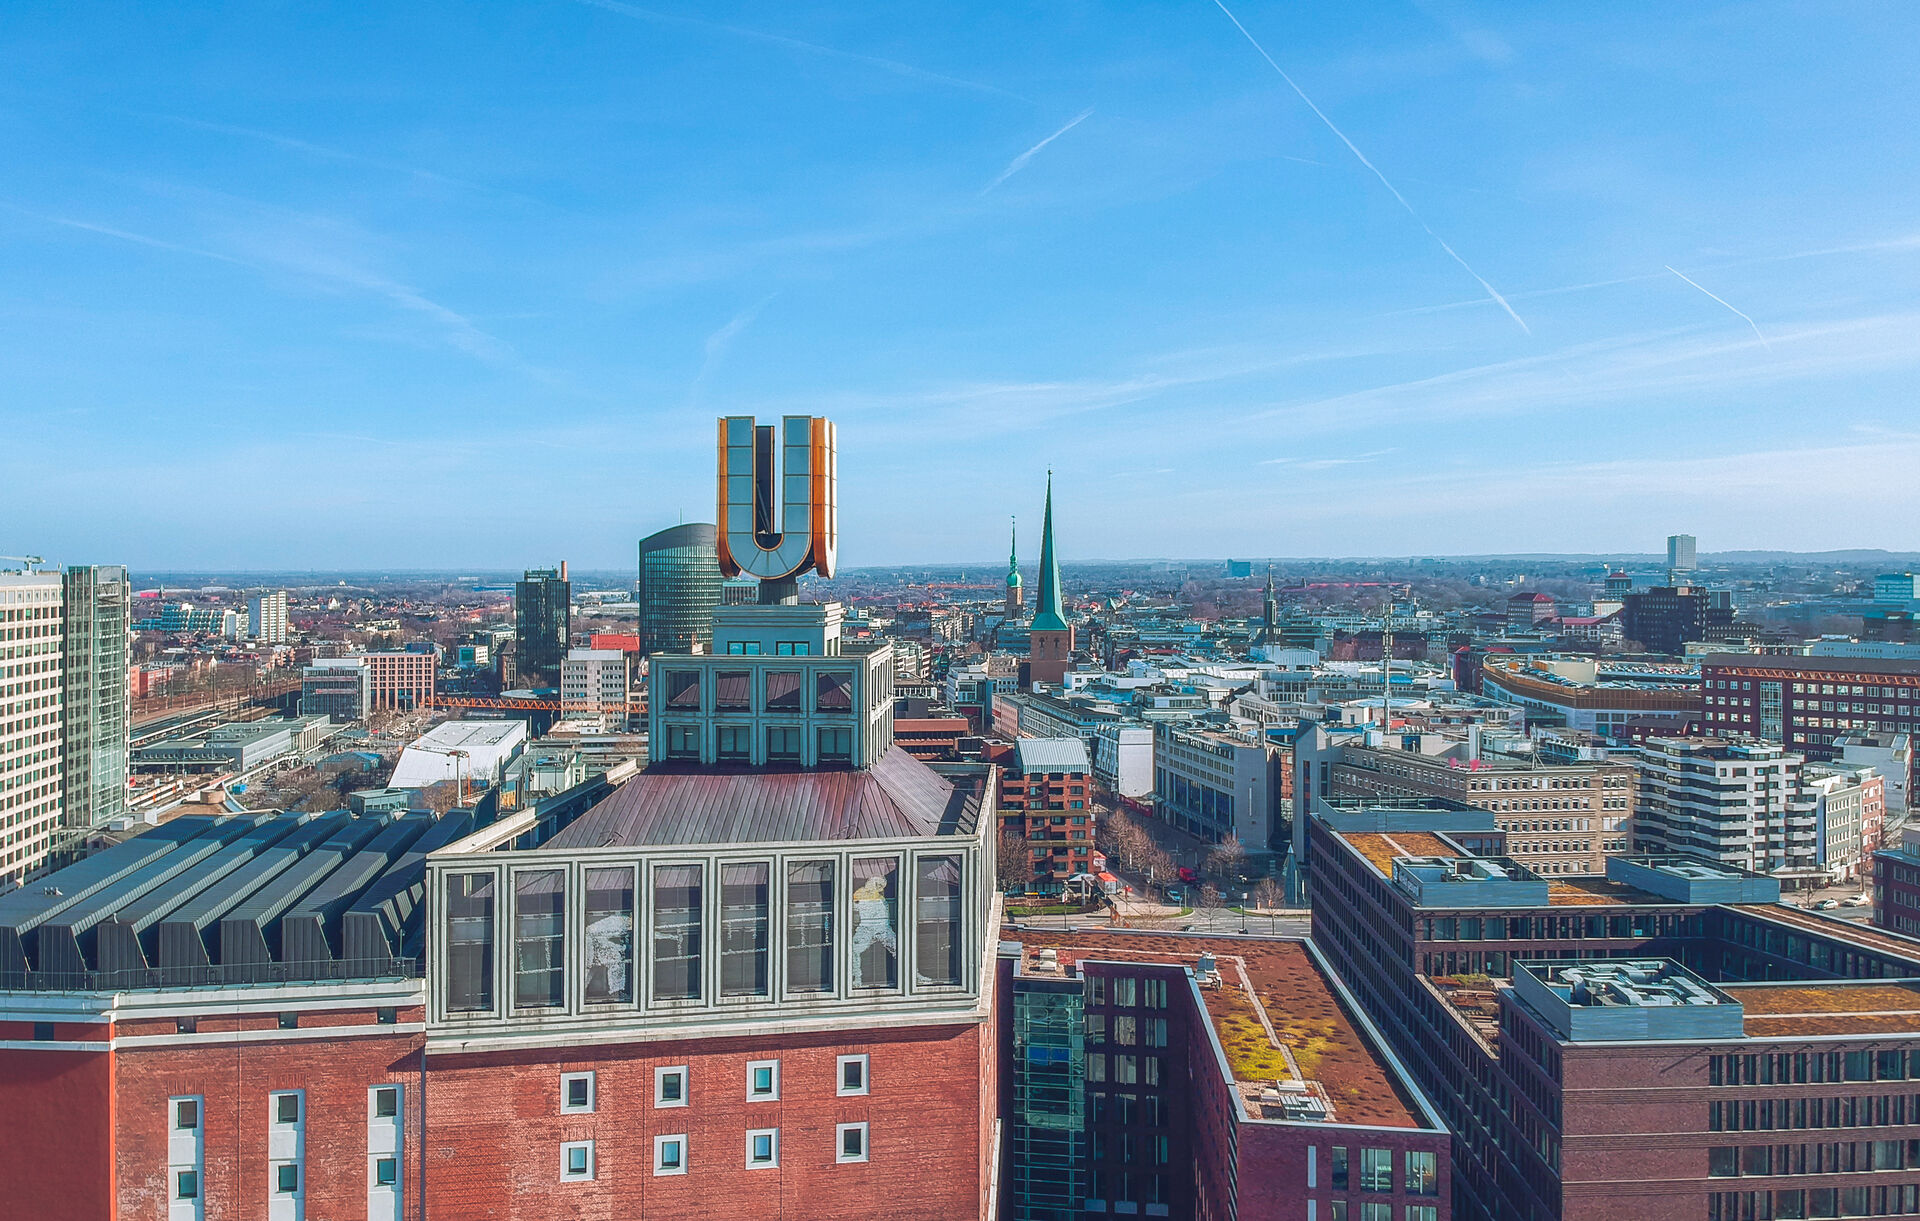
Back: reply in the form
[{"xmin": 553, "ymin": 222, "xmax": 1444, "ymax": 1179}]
[
  {"xmin": 747, "ymin": 1059, "xmax": 779, "ymax": 1100},
  {"xmin": 277, "ymin": 1012, "xmax": 299, "ymax": 1030},
  {"xmin": 175, "ymin": 1099, "xmax": 199, "ymax": 1130},
  {"xmin": 275, "ymin": 1163, "xmax": 300, "ymax": 1194},
  {"xmin": 31, "ymin": 1022, "xmax": 53, "ymax": 1041},
  {"xmin": 655, "ymin": 1065, "xmax": 687, "ymax": 1108},
  {"xmin": 373, "ymin": 1087, "xmax": 399, "ymax": 1119},
  {"xmin": 176, "ymin": 1170, "xmax": 199, "ymax": 1200},
  {"xmin": 274, "ymin": 1093, "xmax": 300, "ymax": 1125},
  {"xmin": 654, "ymin": 1134, "xmax": 687, "ymax": 1176},
  {"xmin": 747, "ymin": 1128, "xmax": 779, "ymax": 1168},
  {"xmin": 375, "ymin": 1007, "xmax": 398, "ymax": 1025},
  {"xmin": 176, "ymin": 1017, "xmax": 197, "ymax": 1035},
  {"xmin": 562, "ymin": 1071, "xmax": 595, "ymax": 1113},
  {"xmin": 837, "ymin": 1122, "xmax": 869, "ymax": 1163},
  {"xmin": 837, "ymin": 1054, "xmax": 869, "ymax": 1096},
  {"xmin": 375, "ymin": 1156, "xmax": 398, "ymax": 1187},
  {"xmin": 561, "ymin": 1140, "xmax": 595, "ymax": 1182}
]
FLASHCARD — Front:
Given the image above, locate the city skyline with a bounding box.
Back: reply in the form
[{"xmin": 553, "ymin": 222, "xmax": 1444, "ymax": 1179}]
[{"xmin": 5, "ymin": 3, "xmax": 1920, "ymax": 566}]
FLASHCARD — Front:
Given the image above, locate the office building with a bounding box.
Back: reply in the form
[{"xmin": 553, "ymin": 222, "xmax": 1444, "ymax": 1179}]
[
  {"xmin": 1701, "ymin": 655, "xmax": 1920, "ymax": 791},
  {"xmin": 1295, "ymin": 729, "xmax": 1634, "ymax": 875},
  {"xmin": 364, "ymin": 648, "xmax": 436, "ymax": 711},
  {"xmin": 638, "ymin": 523, "xmax": 722, "ymax": 655},
  {"xmin": 0, "ymin": 569, "xmax": 64, "ymax": 885},
  {"xmin": 1622, "ymin": 585, "xmax": 1734, "ymax": 654},
  {"xmin": 1506, "ymin": 592, "xmax": 1556, "ymax": 633},
  {"xmin": 1302, "ymin": 796, "xmax": 1920, "ymax": 1221},
  {"xmin": 998, "ymin": 737, "xmax": 1095, "ymax": 890},
  {"xmin": 514, "ymin": 564, "xmax": 571, "ymax": 689},
  {"xmin": 1028, "ymin": 474, "xmax": 1075, "ymax": 686},
  {"xmin": 1836, "ymin": 731, "xmax": 1913, "ymax": 814},
  {"xmin": 248, "ymin": 589, "xmax": 288, "ymax": 644},
  {"xmin": 560, "ymin": 647, "xmax": 631, "ymax": 722},
  {"xmin": 1806, "ymin": 762, "xmax": 1885, "ymax": 882},
  {"xmin": 1477, "ymin": 656, "xmax": 1701, "ymax": 741},
  {"xmin": 1877, "ymin": 574, "xmax": 1920, "ymax": 605},
  {"xmin": 1002, "ymin": 930, "xmax": 1452, "ymax": 1221},
  {"xmin": 1092, "ymin": 723, "xmax": 1154, "ymax": 799},
  {"xmin": 59, "ymin": 564, "xmax": 129, "ymax": 833},
  {"xmin": 1152, "ymin": 722, "xmax": 1281, "ymax": 850},
  {"xmin": 1668, "ymin": 532, "xmax": 1698, "ymax": 577},
  {"xmin": 299, "ymin": 657, "xmax": 373, "ymax": 722},
  {"xmin": 1630, "ymin": 737, "xmax": 1820, "ymax": 881}
]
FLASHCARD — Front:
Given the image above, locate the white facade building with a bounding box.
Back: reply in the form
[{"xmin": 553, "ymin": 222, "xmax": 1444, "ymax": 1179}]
[
  {"xmin": 249, "ymin": 590, "xmax": 289, "ymax": 644},
  {"xmin": 0, "ymin": 570, "xmax": 65, "ymax": 885},
  {"xmin": 1835, "ymin": 732, "xmax": 1912, "ymax": 816},
  {"xmin": 560, "ymin": 648, "xmax": 631, "ymax": 723},
  {"xmin": 1632, "ymin": 737, "xmax": 1820, "ymax": 882},
  {"xmin": 1091, "ymin": 723, "xmax": 1154, "ymax": 799}
]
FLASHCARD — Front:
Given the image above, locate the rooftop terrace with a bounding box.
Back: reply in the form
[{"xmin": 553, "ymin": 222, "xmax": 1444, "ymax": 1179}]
[{"xmin": 1008, "ymin": 929, "xmax": 1427, "ymax": 1130}]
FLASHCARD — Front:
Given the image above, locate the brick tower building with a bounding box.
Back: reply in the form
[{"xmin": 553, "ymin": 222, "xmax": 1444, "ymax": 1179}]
[{"xmin": 1027, "ymin": 474, "xmax": 1074, "ymax": 686}]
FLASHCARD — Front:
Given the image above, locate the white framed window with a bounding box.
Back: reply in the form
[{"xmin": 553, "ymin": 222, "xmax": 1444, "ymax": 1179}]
[
  {"xmin": 747, "ymin": 1059, "xmax": 780, "ymax": 1101},
  {"xmin": 654, "ymin": 1134, "xmax": 688, "ymax": 1176},
  {"xmin": 655, "ymin": 1065, "xmax": 687, "ymax": 1108},
  {"xmin": 275, "ymin": 1164, "xmax": 301, "ymax": 1194},
  {"xmin": 374, "ymin": 1157, "xmax": 399, "ymax": 1187},
  {"xmin": 176, "ymin": 1169, "xmax": 200, "ymax": 1200},
  {"xmin": 175, "ymin": 1098, "xmax": 200, "ymax": 1130},
  {"xmin": 560, "ymin": 1140, "xmax": 595, "ymax": 1182},
  {"xmin": 272, "ymin": 1091, "xmax": 301, "ymax": 1125},
  {"xmin": 371, "ymin": 1086, "xmax": 399, "ymax": 1119},
  {"xmin": 561, "ymin": 1071, "xmax": 595, "ymax": 1113},
  {"xmin": 836, "ymin": 1121, "xmax": 869, "ymax": 1164},
  {"xmin": 836, "ymin": 1053, "xmax": 870, "ymax": 1096},
  {"xmin": 746, "ymin": 1127, "xmax": 779, "ymax": 1168}
]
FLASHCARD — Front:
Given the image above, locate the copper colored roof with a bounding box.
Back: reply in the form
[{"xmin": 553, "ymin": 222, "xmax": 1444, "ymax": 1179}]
[
  {"xmin": 1730, "ymin": 981, "xmax": 1920, "ymax": 1037},
  {"xmin": 1732, "ymin": 903, "xmax": 1920, "ymax": 965},
  {"xmin": 1341, "ymin": 831, "xmax": 1461, "ymax": 876},
  {"xmin": 547, "ymin": 747, "xmax": 984, "ymax": 847}
]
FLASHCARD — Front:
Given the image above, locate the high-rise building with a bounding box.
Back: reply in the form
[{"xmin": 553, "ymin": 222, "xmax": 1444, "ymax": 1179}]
[
  {"xmin": 247, "ymin": 589, "xmax": 288, "ymax": 644},
  {"xmin": 60, "ymin": 564, "xmax": 129, "ymax": 834},
  {"xmin": 514, "ymin": 563, "xmax": 571, "ymax": 689},
  {"xmin": 1667, "ymin": 532, "xmax": 1697, "ymax": 574},
  {"xmin": 637, "ymin": 524, "xmax": 721, "ymax": 655},
  {"xmin": 1621, "ymin": 584, "xmax": 1734, "ymax": 654},
  {"xmin": 559, "ymin": 647, "xmax": 630, "ymax": 723},
  {"xmin": 299, "ymin": 657, "xmax": 373, "ymax": 721},
  {"xmin": 1027, "ymin": 473, "xmax": 1074, "ymax": 685},
  {"xmin": 0, "ymin": 568, "xmax": 65, "ymax": 885}
]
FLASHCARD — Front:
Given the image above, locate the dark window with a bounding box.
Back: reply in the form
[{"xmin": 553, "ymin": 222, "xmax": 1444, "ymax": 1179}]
[
  {"xmin": 175, "ymin": 1099, "xmax": 199, "ymax": 1129},
  {"xmin": 666, "ymin": 671, "xmax": 700, "ymax": 709},
  {"xmin": 721, "ymin": 863, "xmax": 772, "ymax": 997},
  {"xmin": 513, "ymin": 870, "xmax": 566, "ymax": 1009},
  {"xmin": 447, "ymin": 871, "xmax": 497, "ymax": 1013},
  {"xmin": 584, "ymin": 867, "xmax": 635, "ymax": 1004},
  {"xmin": 914, "ymin": 855, "xmax": 964, "ymax": 987},
  {"xmin": 276, "ymin": 1164, "xmax": 299, "ymax": 1193},
  {"xmin": 375, "ymin": 1156, "xmax": 398, "ymax": 1186},
  {"xmin": 176, "ymin": 1170, "xmax": 199, "ymax": 1200},
  {"xmin": 176, "ymin": 1017, "xmax": 197, "ymax": 1034},
  {"xmin": 816, "ymin": 672, "xmax": 854, "ymax": 712},
  {"xmin": 652, "ymin": 865, "xmax": 703, "ymax": 1002},
  {"xmin": 787, "ymin": 860, "xmax": 836, "ymax": 993},
  {"xmin": 375, "ymin": 1007, "xmax": 397, "ymax": 1025},
  {"xmin": 374, "ymin": 1087, "xmax": 399, "ymax": 1118},
  {"xmin": 275, "ymin": 1093, "xmax": 300, "ymax": 1124},
  {"xmin": 277, "ymin": 1012, "xmax": 299, "ymax": 1030},
  {"xmin": 715, "ymin": 670, "xmax": 751, "ymax": 710}
]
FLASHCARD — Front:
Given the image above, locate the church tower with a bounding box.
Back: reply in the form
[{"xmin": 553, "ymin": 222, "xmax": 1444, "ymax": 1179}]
[
  {"xmin": 1027, "ymin": 473, "xmax": 1075, "ymax": 685},
  {"xmin": 1005, "ymin": 516, "xmax": 1024, "ymax": 615}
]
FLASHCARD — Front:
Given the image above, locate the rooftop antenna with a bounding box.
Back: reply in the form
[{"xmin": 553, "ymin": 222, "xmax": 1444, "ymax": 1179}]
[{"xmin": 1380, "ymin": 594, "xmax": 1394, "ymax": 728}]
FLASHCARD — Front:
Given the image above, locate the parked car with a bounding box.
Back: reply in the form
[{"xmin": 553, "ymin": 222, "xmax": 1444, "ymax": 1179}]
[
  {"xmin": 1843, "ymin": 894, "xmax": 1871, "ymax": 907},
  {"xmin": 1164, "ymin": 886, "xmax": 1186, "ymax": 905},
  {"xmin": 1177, "ymin": 866, "xmax": 1200, "ymax": 884},
  {"xmin": 1814, "ymin": 898, "xmax": 1841, "ymax": 910}
]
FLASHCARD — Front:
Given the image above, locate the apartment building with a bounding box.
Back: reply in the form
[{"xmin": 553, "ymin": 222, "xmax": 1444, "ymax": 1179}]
[
  {"xmin": 1631, "ymin": 737, "xmax": 1821, "ymax": 883},
  {"xmin": 998, "ymin": 737, "xmax": 1095, "ymax": 890},
  {"xmin": 247, "ymin": 590, "xmax": 288, "ymax": 644},
  {"xmin": 0, "ymin": 569, "xmax": 64, "ymax": 885}
]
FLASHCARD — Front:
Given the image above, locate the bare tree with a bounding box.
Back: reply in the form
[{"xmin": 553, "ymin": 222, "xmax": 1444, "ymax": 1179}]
[
  {"xmin": 1250, "ymin": 878, "xmax": 1284, "ymax": 910},
  {"xmin": 997, "ymin": 829, "xmax": 1034, "ymax": 894},
  {"xmin": 1198, "ymin": 883, "xmax": 1223, "ymax": 911},
  {"xmin": 1207, "ymin": 833, "xmax": 1247, "ymax": 882}
]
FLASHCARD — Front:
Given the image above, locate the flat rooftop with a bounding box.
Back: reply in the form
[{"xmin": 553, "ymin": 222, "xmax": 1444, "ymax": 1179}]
[
  {"xmin": 1342, "ymin": 831, "xmax": 1461, "ymax": 876},
  {"xmin": 1727, "ymin": 981, "xmax": 1920, "ymax": 1038},
  {"xmin": 1731, "ymin": 902, "xmax": 1920, "ymax": 966},
  {"xmin": 1008, "ymin": 929, "xmax": 1427, "ymax": 1131},
  {"xmin": 1546, "ymin": 877, "xmax": 1668, "ymax": 907}
]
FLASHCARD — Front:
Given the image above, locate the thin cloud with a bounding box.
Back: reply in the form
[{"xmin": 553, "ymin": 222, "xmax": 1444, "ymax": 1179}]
[
  {"xmin": 1666, "ymin": 265, "xmax": 1769, "ymax": 348},
  {"xmin": 1262, "ymin": 448, "xmax": 1398, "ymax": 469},
  {"xmin": 573, "ymin": 0, "xmax": 1027, "ymax": 102},
  {"xmin": 146, "ymin": 114, "xmax": 507, "ymax": 197},
  {"xmin": 1210, "ymin": 0, "xmax": 1530, "ymax": 335},
  {"xmin": 690, "ymin": 292, "xmax": 778, "ymax": 399},
  {"xmin": 982, "ymin": 109, "xmax": 1094, "ymax": 195},
  {"xmin": 0, "ymin": 201, "xmax": 250, "ymax": 267}
]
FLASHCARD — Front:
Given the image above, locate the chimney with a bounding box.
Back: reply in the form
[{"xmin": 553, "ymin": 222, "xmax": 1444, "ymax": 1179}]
[{"xmin": 560, "ymin": 559, "xmax": 569, "ymax": 582}]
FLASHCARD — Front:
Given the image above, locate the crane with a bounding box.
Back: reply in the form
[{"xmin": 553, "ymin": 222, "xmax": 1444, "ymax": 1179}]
[
  {"xmin": 409, "ymin": 745, "xmax": 473, "ymax": 806},
  {"xmin": 0, "ymin": 554, "xmax": 46, "ymax": 570}
]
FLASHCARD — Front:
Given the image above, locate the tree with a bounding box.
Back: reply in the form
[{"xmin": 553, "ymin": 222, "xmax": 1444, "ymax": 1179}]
[
  {"xmin": 1198, "ymin": 883, "xmax": 1223, "ymax": 911},
  {"xmin": 996, "ymin": 829, "xmax": 1034, "ymax": 894},
  {"xmin": 1250, "ymin": 878, "xmax": 1283, "ymax": 911},
  {"xmin": 1207, "ymin": 833, "xmax": 1247, "ymax": 883}
]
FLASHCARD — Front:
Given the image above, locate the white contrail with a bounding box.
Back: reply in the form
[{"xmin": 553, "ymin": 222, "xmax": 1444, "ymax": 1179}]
[
  {"xmin": 1210, "ymin": 0, "xmax": 1529, "ymax": 335},
  {"xmin": 982, "ymin": 109, "xmax": 1094, "ymax": 195},
  {"xmin": 1665, "ymin": 265, "xmax": 1769, "ymax": 348}
]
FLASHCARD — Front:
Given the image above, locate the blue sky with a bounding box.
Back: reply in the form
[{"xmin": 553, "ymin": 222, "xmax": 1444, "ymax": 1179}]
[{"xmin": 4, "ymin": 2, "xmax": 1919, "ymax": 569}]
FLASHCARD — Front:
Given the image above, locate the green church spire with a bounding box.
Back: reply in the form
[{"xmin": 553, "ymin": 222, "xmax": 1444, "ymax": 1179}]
[
  {"xmin": 1007, "ymin": 516, "xmax": 1021, "ymax": 590},
  {"xmin": 1031, "ymin": 472, "xmax": 1068, "ymax": 633}
]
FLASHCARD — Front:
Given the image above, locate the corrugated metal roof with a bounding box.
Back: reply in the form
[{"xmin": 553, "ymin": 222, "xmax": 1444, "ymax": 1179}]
[
  {"xmin": 546, "ymin": 747, "xmax": 984, "ymax": 848},
  {"xmin": 1014, "ymin": 737, "xmax": 1092, "ymax": 775}
]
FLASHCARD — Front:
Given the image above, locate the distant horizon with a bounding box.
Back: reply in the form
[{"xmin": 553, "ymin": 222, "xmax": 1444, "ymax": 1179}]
[{"xmin": 87, "ymin": 546, "xmax": 1920, "ymax": 587}]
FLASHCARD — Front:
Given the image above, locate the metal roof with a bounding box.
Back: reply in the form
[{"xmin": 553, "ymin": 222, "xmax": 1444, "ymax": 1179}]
[
  {"xmin": 546, "ymin": 747, "xmax": 985, "ymax": 848},
  {"xmin": 1013, "ymin": 737, "xmax": 1092, "ymax": 775}
]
